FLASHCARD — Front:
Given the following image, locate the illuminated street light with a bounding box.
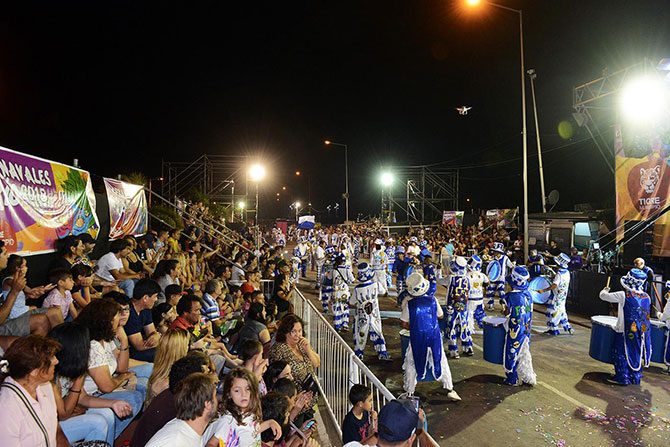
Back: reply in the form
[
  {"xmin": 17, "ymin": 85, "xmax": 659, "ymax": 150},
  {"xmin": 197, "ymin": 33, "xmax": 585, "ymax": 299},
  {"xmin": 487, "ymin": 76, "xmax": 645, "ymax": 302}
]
[
  {"xmin": 249, "ymin": 164, "xmax": 266, "ymax": 182},
  {"xmin": 380, "ymin": 172, "xmax": 393, "ymax": 186},
  {"xmin": 295, "ymin": 171, "xmax": 301, "ymax": 176},
  {"xmin": 620, "ymin": 76, "xmax": 669, "ymax": 125},
  {"xmin": 466, "ymin": 0, "xmax": 529, "ymax": 263},
  {"xmin": 238, "ymin": 201, "xmax": 245, "ymax": 208},
  {"xmin": 282, "ymin": 186, "xmax": 287, "ymax": 191}
]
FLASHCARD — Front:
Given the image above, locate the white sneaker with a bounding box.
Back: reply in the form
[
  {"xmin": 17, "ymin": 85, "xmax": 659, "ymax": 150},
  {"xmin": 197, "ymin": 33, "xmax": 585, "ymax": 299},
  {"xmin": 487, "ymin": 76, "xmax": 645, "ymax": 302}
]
[
  {"xmin": 487, "ymin": 304, "xmax": 495, "ymax": 311},
  {"xmin": 446, "ymin": 390, "xmax": 461, "ymax": 401}
]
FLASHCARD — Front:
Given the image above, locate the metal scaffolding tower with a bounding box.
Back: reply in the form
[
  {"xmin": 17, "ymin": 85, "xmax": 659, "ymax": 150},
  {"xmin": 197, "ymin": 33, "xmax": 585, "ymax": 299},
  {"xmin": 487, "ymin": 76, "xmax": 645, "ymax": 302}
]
[
  {"xmin": 161, "ymin": 154, "xmax": 249, "ymax": 210},
  {"xmin": 381, "ymin": 166, "xmax": 459, "ymax": 224},
  {"xmin": 571, "ymin": 59, "xmax": 660, "ymax": 174}
]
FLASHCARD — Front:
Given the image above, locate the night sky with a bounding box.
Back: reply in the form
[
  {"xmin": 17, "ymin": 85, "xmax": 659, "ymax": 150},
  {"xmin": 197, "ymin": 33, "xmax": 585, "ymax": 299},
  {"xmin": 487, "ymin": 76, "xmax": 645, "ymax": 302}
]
[{"xmin": 1, "ymin": 1, "xmax": 669, "ymax": 221}]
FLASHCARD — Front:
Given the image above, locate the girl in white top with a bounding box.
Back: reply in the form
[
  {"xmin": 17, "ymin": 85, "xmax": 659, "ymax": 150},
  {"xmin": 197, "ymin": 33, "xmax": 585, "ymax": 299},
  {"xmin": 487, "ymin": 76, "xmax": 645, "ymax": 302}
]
[{"xmin": 204, "ymin": 368, "xmax": 280, "ymax": 447}]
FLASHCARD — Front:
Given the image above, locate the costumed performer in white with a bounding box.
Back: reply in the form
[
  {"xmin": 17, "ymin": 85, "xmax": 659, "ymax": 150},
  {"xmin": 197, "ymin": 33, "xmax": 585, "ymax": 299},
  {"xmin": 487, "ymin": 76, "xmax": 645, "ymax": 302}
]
[{"xmin": 350, "ymin": 262, "xmax": 391, "ymax": 360}]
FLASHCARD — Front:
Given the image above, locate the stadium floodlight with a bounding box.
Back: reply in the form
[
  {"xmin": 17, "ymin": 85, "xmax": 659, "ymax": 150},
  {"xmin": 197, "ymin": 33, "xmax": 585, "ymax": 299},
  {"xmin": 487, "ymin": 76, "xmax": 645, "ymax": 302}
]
[
  {"xmin": 381, "ymin": 172, "xmax": 393, "ymax": 186},
  {"xmin": 249, "ymin": 164, "xmax": 266, "ymax": 182},
  {"xmin": 620, "ymin": 76, "xmax": 669, "ymax": 125}
]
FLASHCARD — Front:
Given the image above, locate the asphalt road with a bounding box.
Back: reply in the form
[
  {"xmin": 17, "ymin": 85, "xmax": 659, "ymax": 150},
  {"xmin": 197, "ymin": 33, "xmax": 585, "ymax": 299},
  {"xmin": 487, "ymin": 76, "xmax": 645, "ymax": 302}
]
[{"xmin": 294, "ymin": 267, "xmax": 670, "ymax": 447}]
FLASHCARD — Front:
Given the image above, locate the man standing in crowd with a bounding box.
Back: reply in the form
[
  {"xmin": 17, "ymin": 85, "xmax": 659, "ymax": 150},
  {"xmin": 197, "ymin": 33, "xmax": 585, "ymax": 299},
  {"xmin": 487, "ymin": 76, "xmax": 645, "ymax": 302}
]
[{"xmin": 145, "ymin": 373, "xmax": 218, "ymax": 447}]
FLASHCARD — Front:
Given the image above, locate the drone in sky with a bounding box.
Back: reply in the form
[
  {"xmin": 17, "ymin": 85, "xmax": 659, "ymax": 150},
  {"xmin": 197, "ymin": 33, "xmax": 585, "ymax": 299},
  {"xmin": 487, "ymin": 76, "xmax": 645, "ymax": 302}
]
[{"xmin": 455, "ymin": 106, "xmax": 472, "ymax": 115}]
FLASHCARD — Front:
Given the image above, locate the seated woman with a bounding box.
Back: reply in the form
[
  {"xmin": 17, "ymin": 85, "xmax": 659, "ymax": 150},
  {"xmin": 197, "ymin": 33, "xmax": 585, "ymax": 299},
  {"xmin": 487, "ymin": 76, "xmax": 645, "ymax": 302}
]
[
  {"xmin": 271, "ymin": 273, "xmax": 294, "ymax": 317},
  {"xmin": 1, "ymin": 254, "xmax": 62, "ymax": 335},
  {"xmin": 268, "ymin": 314, "xmax": 320, "ymax": 420},
  {"xmin": 153, "ymin": 259, "xmax": 182, "ymax": 302},
  {"xmin": 236, "ymin": 302, "xmax": 271, "ymax": 352},
  {"xmin": 144, "ymin": 328, "xmax": 189, "ymax": 408},
  {"xmin": 49, "ymin": 322, "xmax": 133, "ymax": 446},
  {"xmin": 263, "ymin": 360, "xmax": 293, "ymax": 389},
  {"xmin": 0, "ymin": 335, "xmax": 61, "ymax": 447},
  {"xmin": 122, "ymin": 236, "xmax": 152, "ymax": 278},
  {"xmin": 75, "ymin": 298, "xmax": 144, "ymax": 433}
]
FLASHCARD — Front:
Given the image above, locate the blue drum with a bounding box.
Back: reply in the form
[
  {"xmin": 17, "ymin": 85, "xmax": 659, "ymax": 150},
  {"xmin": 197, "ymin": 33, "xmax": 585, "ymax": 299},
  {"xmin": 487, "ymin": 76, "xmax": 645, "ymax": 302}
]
[
  {"xmin": 482, "ymin": 316, "xmax": 507, "ymax": 364},
  {"xmin": 650, "ymin": 319, "xmax": 668, "ymax": 364},
  {"xmin": 487, "ymin": 262, "xmax": 501, "ymax": 282},
  {"xmin": 589, "ymin": 316, "xmax": 617, "ymax": 364},
  {"xmin": 528, "ymin": 276, "xmax": 553, "ymax": 304}
]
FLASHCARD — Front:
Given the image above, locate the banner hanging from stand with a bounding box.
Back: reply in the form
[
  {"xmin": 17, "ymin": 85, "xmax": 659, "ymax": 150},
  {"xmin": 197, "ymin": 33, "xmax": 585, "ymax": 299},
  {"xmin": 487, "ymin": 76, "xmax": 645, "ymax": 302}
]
[
  {"xmin": 442, "ymin": 211, "xmax": 464, "ymax": 226},
  {"xmin": 104, "ymin": 178, "xmax": 148, "ymax": 240},
  {"xmin": 0, "ymin": 146, "xmax": 99, "ymax": 255}
]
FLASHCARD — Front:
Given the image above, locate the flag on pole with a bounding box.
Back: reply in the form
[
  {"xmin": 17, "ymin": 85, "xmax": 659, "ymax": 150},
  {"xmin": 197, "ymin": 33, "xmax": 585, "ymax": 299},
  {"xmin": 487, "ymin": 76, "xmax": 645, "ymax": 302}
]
[{"xmin": 297, "ymin": 215, "xmax": 315, "ymax": 229}]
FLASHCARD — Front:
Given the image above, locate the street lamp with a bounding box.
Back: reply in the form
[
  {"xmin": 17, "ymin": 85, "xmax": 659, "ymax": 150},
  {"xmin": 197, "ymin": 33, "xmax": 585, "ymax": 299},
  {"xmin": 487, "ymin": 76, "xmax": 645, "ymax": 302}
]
[
  {"xmin": 324, "ymin": 140, "xmax": 349, "ymax": 224},
  {"xmin": 238, "ymin": 201, "xmax": 246, "ymax": 222},
  {"xmin": 249, "ymin": 164, "xmax": 266, "ymax": 247},
  {"xmin": 467, "ymin": 0, "xmax": 529, "ymax": 263},
  {"xmin": 293, "ymin": 201, "xmax": 302, "ymax": 223}
]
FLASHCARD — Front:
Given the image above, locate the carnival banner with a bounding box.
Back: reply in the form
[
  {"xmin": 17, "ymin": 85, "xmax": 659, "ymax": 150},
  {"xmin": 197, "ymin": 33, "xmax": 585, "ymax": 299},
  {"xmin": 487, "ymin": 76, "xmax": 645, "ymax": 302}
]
[
  {"xmin": 486, "ymin": 208, "xmax": 518, "ymax": 228},
  {"xmin": 0, "ymin": 146, "xmax": 99, "ymax": 255},
  {"xmin": 614, "ymin": 124, "xmax": 670, "ymax": 256},
  {"xmin": 442, "ymin": 211, "xmax": 464, "ymax": 226},
  {"xmin": 104, "ymin": 178, "xmax": 148, "ymax": 240}
]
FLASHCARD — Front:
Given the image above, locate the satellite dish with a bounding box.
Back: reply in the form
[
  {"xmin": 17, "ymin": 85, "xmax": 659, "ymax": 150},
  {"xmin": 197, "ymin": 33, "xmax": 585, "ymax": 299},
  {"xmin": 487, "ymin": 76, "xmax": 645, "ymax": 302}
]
[{"xmin": 547, "ymin": 190, "xmax": 560, "ymax": 211}]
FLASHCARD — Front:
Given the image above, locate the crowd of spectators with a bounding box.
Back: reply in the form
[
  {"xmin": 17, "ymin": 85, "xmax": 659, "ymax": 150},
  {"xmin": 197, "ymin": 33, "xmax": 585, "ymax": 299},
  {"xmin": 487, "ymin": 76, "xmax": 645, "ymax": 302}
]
[{"xmin": 0, "ymin": 201, "xmax": 329, "ymax": 447}]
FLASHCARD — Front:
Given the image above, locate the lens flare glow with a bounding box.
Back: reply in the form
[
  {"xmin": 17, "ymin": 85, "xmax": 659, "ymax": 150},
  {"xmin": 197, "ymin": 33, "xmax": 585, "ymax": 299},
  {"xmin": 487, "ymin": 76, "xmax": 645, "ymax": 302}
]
[{"xmin": 620, "ymin": 77, "xmax": 669, "ymax": 125}]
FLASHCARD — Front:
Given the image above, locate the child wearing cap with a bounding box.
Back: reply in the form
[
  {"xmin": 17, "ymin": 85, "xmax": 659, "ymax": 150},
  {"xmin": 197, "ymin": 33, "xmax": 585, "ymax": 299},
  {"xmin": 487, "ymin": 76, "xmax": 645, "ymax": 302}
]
[{"xmin": 341, "ymin": 384, "xmax": 377, "ymax": 445}]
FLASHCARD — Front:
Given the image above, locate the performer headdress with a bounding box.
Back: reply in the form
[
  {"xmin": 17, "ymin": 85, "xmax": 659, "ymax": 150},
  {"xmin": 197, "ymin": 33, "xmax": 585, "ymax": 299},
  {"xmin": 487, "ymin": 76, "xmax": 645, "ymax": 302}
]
[
  {"xmin": 491, "ymin": 242, "xmax": 505, "ymax": 254},
  {"xmin": 468, "ymin": 254, "xmax": 482, "ymax": 272},
  {"xmin": 356, "ymin": 262, "xmax": 375, "ymax": 281},
  {"xmin": 555, "ymin": 253, "xmax": 570, "ymax": 269},
  {"xmin": 450, "ymin": 256, "xmax": 468, "ymax": 276},
  {"xmin": 506, "ymin": 266, "xmax": 530, "ymax": 290},
  {"xmin": 405, "ymin": 272, "xmax": 429, "ymax": 297},
  {"xmin": 620, "ymin": 268, "xmax": 646, "ymax": 293}
]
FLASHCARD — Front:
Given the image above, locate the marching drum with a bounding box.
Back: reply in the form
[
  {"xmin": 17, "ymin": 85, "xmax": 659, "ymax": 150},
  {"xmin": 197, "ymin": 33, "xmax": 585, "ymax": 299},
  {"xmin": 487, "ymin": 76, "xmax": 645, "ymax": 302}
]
[
  {"xmin": 528, "ymin": 276, "xmax": 553, "ymax": 304},
  {"xmin": 486, "ymin": 261, "xmax": 501, "ymax": 282},
  {"xmin": 482, "ymin": 316, "xmax": 507, "ymax": 365},
  {"xmin": 589, "ymin": 316, "xmax": 618, "ymax": 364},
  {"xmin": 650, "ymin": 319, "xmax": 668, "ymax": 364}
]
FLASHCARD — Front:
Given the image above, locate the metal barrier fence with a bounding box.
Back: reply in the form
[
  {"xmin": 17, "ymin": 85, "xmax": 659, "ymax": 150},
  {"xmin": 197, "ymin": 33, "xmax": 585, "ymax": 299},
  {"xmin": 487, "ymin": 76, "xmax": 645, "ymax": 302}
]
[{"xmin": 290, "ymin": 287, "xmax": 438, "ymax": 446}]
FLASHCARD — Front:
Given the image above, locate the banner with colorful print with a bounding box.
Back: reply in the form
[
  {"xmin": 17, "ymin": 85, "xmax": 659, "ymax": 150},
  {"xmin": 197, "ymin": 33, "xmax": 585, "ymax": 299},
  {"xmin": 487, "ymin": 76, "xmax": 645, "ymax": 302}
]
[
  {"xmin": 442, "ymin": 211, "xmax": 464, "ymax": 226},
  {"xmin": 0, "ymin": 146, "xmax": 99, "ymax": 255},
  {"xmin": 104, "ymin": 178, "xmax": 148, "ymax": 240},
  {"xmin": 486, "ymin": 208, "xmax": 519, "ymax": 228},
  {"xmin": 614, "ymin": 124, "xmax": 670, "ymax": 257}
]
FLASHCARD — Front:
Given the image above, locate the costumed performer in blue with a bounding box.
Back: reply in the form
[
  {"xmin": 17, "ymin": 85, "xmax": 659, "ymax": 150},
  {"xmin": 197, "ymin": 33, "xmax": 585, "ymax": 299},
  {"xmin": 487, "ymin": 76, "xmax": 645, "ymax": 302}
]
[
  {"xmin": 486, "ymin": 241, "xmax": 515, "ymax": 311},
  {"xmin": 400, "ymin": 272, "xmax": 461, "ymax": 401},
  {"xmin": 293, "ymin": 236, "xmax": 310, "ymax": 278},
  {"xmin": 385, "ymin": 238, "xmax": 396, "ymax": 289},
  {"xmin": 503, "ymin": 266, "xmax": 537, "ymax": 386},
  {"xmin": 466, "ymin": 254, "xmax": 488, "ymax": 330},
  {"xmin": 319, "ymin": 246, "xmax": 336, "ymax": 314},
  {"xmin": 350, "ymin": 262, "xmax": 391, "ymax": 361},
  {"xmin": 599, "ymin": 268, "xmax": 652, "ymax": 385},
  {"xmin": 392, "ymin": 246, "xmax": 410, "ymax": 297},
  {"xmin": 534, "ymin": 252, "xmax": 574, "ymax": 335},
  {"xmin": 439, "ymin": 256, "xmax": 473, "ymax": 358},
  {"xmin": 659, "ymin": 285, "xmax": 670, "ymax": 373},
  {"xmin": 332, "ymin": 254, "xmax": 355, "ymax": 332}
]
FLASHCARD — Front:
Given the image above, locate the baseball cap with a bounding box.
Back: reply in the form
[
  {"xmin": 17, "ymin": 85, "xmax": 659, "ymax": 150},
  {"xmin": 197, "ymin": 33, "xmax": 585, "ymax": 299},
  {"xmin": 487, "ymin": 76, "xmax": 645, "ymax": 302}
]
[
  {"xmin": 377, "ymin": 400, "xmax": 419, "ymax": 442},
  {"xmin": 165, "ymin": 284, "xmax": 186, "ymax": 298}
]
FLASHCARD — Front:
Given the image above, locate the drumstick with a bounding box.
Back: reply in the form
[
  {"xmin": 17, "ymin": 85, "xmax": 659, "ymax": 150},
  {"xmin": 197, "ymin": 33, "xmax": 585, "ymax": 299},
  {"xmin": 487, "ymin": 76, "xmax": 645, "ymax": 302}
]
[{"xmin": 605, "ymin": 276, "xmax": 611, "ymax": 289}]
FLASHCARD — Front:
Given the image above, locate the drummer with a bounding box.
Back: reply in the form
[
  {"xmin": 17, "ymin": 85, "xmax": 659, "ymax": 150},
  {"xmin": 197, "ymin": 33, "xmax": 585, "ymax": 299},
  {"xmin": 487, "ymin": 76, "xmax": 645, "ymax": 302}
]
[
  {"xmin": 467, "ymin": 255, "xmax": 488, "ymax": 330},
  {"xmin": 502, "ymin": 266, "xmax": 537, "ymax": 386},
  {"xmin": 599, "ymin": 268, "xmax": 652, "ymax": 385},
  {"xmin": 486, "ymin": 242, "xmax": 515, "ymax": 311},
  {"xmin": 535, "ymin": 253, "xmax": 574, "ymax": 336},
  {"xmin": 527, "ymin": 249, "xmax": 544, "ymax": 278}
]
